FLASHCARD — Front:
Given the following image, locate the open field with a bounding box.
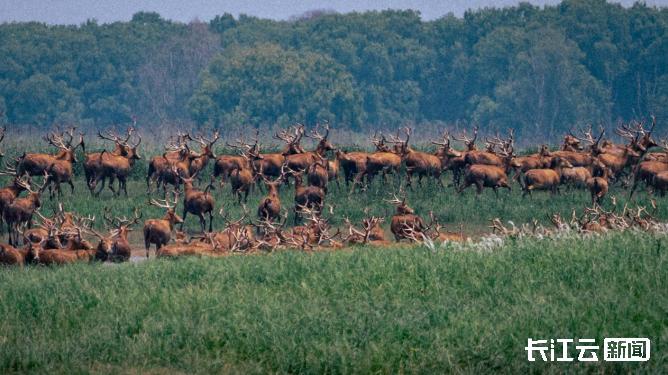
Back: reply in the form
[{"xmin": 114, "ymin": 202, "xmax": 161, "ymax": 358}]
[{"xmin": 1, "ymin": 231, "xmax": 666, "ymax": 373}]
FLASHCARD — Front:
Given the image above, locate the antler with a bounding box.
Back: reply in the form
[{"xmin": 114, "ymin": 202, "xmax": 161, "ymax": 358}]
[{"xmin": 308, "ymin": 123, "xmax": 330, "ymax": 141}]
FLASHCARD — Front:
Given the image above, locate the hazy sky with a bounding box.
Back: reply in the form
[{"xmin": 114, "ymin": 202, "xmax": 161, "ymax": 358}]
[{"xmin": 1, "ymin": 0, "xmax": 666, "ymax": 24}]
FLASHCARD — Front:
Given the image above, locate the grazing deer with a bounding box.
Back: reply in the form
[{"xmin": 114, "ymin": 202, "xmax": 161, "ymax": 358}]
[
  {"xmin": 17, "ymin": 128, "xmax": 84, "ymax": 178},
  {"xmin": 180, "ymin": 173, "xmax": 215, "ymax": 233},
  {"xmin": 91, "ymin": 132, "xmax": 141, "ymax": 196},
  {"xmin": 3, "ymin": 174, "xmax": 47, "ymax": 246},
  {"xmin": 144, "ymin": 194, "xmax": 183, "ymax": 258},
  {"xmin": 522, "ymin": 157, "xmax": 573, "ymax": 196}
]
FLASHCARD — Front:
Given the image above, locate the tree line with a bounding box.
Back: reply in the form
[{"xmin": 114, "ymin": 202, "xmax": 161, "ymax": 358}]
[{"xmin": 0, "ymin": 1, "xmax": 666, "ymax": 140}]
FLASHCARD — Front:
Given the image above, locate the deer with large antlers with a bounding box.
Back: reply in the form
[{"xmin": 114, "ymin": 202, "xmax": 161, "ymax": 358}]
[
  {"xmin": 188, "ymin": 131, "xmax": 220, "ymax": 178},
  {"xmin": 307, "ymin": 155, "xmax": 330, "ymax": 193},
  {"xmin": 291, "ymin": 167, "xmax": 325, "ymax": 224},
  {"xmin": 385, "ymin": 193, "xmax": 426, "ymax": 242},
  {"xmin": 89, "ymin": 207, "xmax": 141, "ymax": 262},
  {"xmin": 180, "ymin": 172, "xmax": 215, "ymax": 233},
  {"xmin": 215, "ymin": 132, "xmax": 259, "ymax": 182},
  {"xmin": 146, "ymin": 132, "xmax": 195, "ymax": 193},
  {"xmin": 343, "ymin": 215, "xmax": 387, "ymax": 246},
  {"xmin": 362, "ymin": 132, "xmax": 403, "ymax": 187},
  {"xmin": 257, "ymin": 170, "xmax": 286, "ymax": 225},
  {"xmin": 91, "ymin": 131, "xmax": 141, "ymax": 196},
  {"xmin": 84, "ymin": 127, "xmax": 135, "ymax": 190},
  {"xmin": 284, "ymin": 123, "xmax": 335, "ymax": 173},
  {"xmin": 549, "ymin": 126, "xmax": 605, "ymax": 167},
  {"xmin": 3, "ymin": 174, "xmax": 48, "ymax": 246},
  {"xmin": 144, "ymin": 193, "xmax": 183, "ymax": 258},
  {"xmin": 0, "ymin": 166, "xmax": 29, "ymax": 234},
  {"xmin": 17, "ymin": 127, "xmax": 85, "ymax": 177},
  {"xmin": 389, "ymin": 127, "xmax": 446, "ymax": 188}
]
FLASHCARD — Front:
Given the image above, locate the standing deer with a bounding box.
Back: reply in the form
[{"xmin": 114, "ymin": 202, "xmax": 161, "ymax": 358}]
[
  {"xmin": 3, "ymin": 174, "xmax": 47, "ymax": 246},
  {"xmin": 188, "ymin": 131, "xmax": 220, "ymax": 178},
  {"xmin": 522, "ymin": 157, "xmax": 573, "ymax": 196},
  {"xmin": 180, "ymin": 173, "xmax": 215, "ymax": 233},
  {"xmin": 144, "ymin": 194, "xmax": 183, "ymax": 258},
  {"xmin": 91, "ymin": 132, "xmax": 142, "ymax": 196},
  {"xmin": 85, "ymin": 127, "xmax": 135, "ymax": 190},
  {"xmin": 284, "ymin": 124, "xmax": 335, "ymax": 173},
  {"xmin": 390, "ymin": 127, "xmax": 445, "ymax": 188},
  {"xmin": 17, "ymin": 127, "xmax": 84, "ymax": 177}
]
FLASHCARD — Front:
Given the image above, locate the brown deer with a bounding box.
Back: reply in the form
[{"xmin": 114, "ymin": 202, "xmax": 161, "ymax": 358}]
[
  {"xmin": 385, "ymin": 194, "xmax": 426, "ymax": 242},
  {"xmin": 586, "ymin": 159, "xmax": 611, "ymax": 204},
  {"xmin": 458, "ymin": 164, "xmax": 512, "ymax": 196},
  {"xmin": 85, "ymin": 127, "xmax": 135, "ymax": 190},
  {"xmin": 522, "ymin": 157, "xmax": 573, "ymax": 196},
  {"xmin": 0, "ymin": 167, "xmax": 29, "ymax": 234},
  {"xmin": 215, "ymin": 132, "xmax": 258, "ymax": 182},
  {"xmin": 146, "ymin": 132, "xmax": 194, "ymax": 192},
  {"xmin": 27, "ymin": 239, "xmax": 106, "ymax": 265},
  {"xmin": 257, "ymin": 171, "xmax": 286, "ymax": 224},
  {"xmin": 144, "ymin": 194, "xmax": 183, "ymax": 258},
  {"xmin": 3, "ymin": 174, "xmax": 47, "ymax": 246},
  {"xmin": 91, "ymin": 132, "xmax": 141, "ymax": 196},
  {"xmin": 390, "ymin": 127, "xmax": 445, "ymax": 187},
  {"xmin": 17, "ymin": 127, "xmax": 84, "ymax": 177},
  {"xmin": 291, "ymin": 168, "xmax": 325, "ymax": 224},
  {"xmin": 307, "ymin": 155, "xmax": 330, "ymax": 193},
  {"xmin": 363, "ymin": 132, "xmax": 402, "ymax": 187},
  {"xmin": 180, "ymin": 173, "xmax": 215, "ymax": 232},
  {"xmin": 0, "ymin": 243, "xmax": 25, "ymax": 266},
  {"xmin": 284, "ymin": 124, "xmax": 335, "ymax": 173},
  {"xmin": 90, "ymin": 208, "xmax": 141, "ymax": 262},
  {"xmin": 188, "ymin": 131, "xmax": 220, "ymax": 178},
  {"xmin": 343, "ymin": 215, "xmax": 387, "ymax": 246},
  {"xmin": 336, "ymin": 149, "xmax": 369, "ymax": 191}
]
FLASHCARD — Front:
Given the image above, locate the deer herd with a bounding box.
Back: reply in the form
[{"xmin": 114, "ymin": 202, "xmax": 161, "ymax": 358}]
[{"xmin": 0, "ymin": 117, "xmax": 667, "ymax": 266}]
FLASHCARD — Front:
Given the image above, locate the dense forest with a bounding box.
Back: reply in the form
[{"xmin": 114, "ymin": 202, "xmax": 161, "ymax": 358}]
[{"xmin": 0, "ymin": 0, "xmax": 666, "ymax": 140}]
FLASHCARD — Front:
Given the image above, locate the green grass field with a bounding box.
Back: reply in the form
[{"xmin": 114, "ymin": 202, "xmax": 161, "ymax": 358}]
[
  {"xmin": 1, "ymin": 231, "xmax": 666, "ymax": 373},
  {"xmin": 1, "ymin": 145, "xmax": 667, "ymax": 373}
]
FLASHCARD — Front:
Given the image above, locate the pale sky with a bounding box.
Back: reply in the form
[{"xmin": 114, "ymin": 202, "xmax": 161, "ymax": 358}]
[{"xmin": 0, "ymin": 0, "xmax": 666, "ymax": 24}]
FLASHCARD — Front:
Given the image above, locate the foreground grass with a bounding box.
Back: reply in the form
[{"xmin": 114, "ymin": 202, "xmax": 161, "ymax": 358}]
[{"xmin": 1, "ymin": 231, "xmax": 666, "ymax": 373}]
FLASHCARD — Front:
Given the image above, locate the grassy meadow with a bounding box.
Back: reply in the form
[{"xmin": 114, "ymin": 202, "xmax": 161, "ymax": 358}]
[
  {"xmin": 1, "ymin": 231, "xmax": 666, "ymax": 373},
  {"xmin": 0, "ymin": 142, "xmax": 667, "ymax": 373}
]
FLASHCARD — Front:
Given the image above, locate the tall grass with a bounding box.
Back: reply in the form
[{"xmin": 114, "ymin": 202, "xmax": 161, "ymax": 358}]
[{"xmin": 0, "ymin": 231, "xmax": 666, "ymax": 373}]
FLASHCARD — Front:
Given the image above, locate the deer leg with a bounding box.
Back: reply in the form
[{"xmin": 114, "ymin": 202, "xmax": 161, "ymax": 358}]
[
  {"xmin": 197, "ymin": 213, "xmax": 205, "ymax": 233},
  {"xmin": 475, "ymin": 181, "xmax": 483, "ymax": 195},
  {"xmin": 493, "ymin": 186, "xmax": 499, "ymax": 198},
  {"xmin": 180, "ymin": 208, "xmax": 188, "ymax": 231},
  {"xmin": 95, "ymin": 175, "xmax": 107, "ymax": 196},
  {"xmin": 120, "ymin": 177, "xmax": 128, "ymax": 197},
  {"xmin": 208, "ymin": 210, "xmax": 213, "ymax": 232}
]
